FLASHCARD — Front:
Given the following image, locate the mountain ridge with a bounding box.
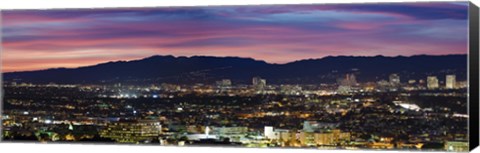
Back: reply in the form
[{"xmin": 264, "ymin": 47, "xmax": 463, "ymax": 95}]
[{"xmin": 4, "ymin": 54, "xmax": 467, "ymax": 84}]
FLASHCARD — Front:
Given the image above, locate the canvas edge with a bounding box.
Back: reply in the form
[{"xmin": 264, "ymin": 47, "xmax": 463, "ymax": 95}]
[
  {"xmin": 0, "ymin": 9, "xmax": 4, "ymax": 142},
  {"xmin": 468, "ymin": 1, "xmax": 479, "ymax": 151}
]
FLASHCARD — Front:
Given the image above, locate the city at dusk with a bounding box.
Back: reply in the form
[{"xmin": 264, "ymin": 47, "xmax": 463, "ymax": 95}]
[{"xmin": 0, "ymin": 2, "xmax": 471, "ymax": 152}]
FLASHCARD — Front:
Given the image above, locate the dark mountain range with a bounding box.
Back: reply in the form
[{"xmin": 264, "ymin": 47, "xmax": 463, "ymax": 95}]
[{"xmin": 3, "ymin": 54, "xmax": 467, "ymax": 85}]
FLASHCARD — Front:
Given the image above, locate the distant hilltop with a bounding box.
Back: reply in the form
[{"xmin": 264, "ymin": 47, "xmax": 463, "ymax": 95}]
[{"xmin": 4, "ymin": 54, "xmax": 467, "ymax": 84}]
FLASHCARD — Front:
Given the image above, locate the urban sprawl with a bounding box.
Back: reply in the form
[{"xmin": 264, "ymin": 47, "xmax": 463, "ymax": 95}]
[{"xmin": 1, "ymin": 74, "xmax": 469, "ymax": 151}]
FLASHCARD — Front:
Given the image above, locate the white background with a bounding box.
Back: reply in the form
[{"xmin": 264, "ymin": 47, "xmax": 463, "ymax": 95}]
[{"xmin": 0, "ymin": 0, "xmax": 479, "ymax": 153}]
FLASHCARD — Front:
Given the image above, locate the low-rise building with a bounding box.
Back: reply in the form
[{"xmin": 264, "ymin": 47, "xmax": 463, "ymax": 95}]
[{"xmin": 100, "ymin": 119, "xmax": 162, "ymax": 143}]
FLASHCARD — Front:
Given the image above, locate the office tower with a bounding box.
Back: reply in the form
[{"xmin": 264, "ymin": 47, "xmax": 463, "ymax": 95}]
[
  {"xmin": 337, "ymin": 74, "xmax": 357, "ymax": 94},
  {"xmin": 337, "ymin": 74, "xmax": 357, "ymax": 86},
  {"xmin": 446, "ymin": 75, "xmax": 456, "ymax": 89},
  {"xmin": 346, "ymin": 74, "xmax": 357, "ymax": 86},
  {"xmin": 389, "ymin": 74, "xmax": 400, "ymax": 85},
  {"xmin": 252, "ymin": 76, "xmax": 267, "ymax": 88},
  {"xmin": 252, "ymin": 77, "xmax": 261, "ymax": 85},
  {"xmin": 216, "ymin": 79, "xmax": 232, "ymax": 87},
  {"xmin": 427, "ymin": 76, "xmax": 439, "ymax": 89}
]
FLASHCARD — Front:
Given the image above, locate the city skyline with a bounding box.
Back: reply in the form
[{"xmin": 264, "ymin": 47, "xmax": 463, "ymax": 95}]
[
  {"xmin": 1, "ymin": 2, "xmax": 469, "ymax": 72},
  {"xmin": 1, "ymin": 2, "xmax": 471, "ymax": 151},
  {"xmin": 2, "ymin": 54, "xmax": 467, "ymax": 85}
]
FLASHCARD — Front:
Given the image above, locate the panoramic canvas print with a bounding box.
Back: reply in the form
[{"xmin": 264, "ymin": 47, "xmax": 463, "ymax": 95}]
[{"xmin": 0, "ymin": 2, "xmax": 471, "ymax": 152}]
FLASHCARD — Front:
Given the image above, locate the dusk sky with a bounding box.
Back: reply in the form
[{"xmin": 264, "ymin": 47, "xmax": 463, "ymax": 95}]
[{"xmin": 1, "ymin": 2, "xmax": 469, "ymax": 72}]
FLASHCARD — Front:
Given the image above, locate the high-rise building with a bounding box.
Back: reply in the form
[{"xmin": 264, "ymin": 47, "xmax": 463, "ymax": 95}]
[
  {"xmin": 346, "ymin": 74, "xmax": 357, "ymax": 85},
  {"xmin": 216, "ymin": 79, "xmax": 232, "ymax": 87},
  {"xmin": 446, "ymin": 75, "xmax": 456, "ymax": 89},
  {"xmin": 252, "ymin": 77, "xmax": 261, "ymax": 85},
  {"xmin": 259, "ymin": 79, "xmax": 266, "ymax": 86},
  {"xmin": 337, "ymin": 74, "xmax": 357, "ymax": 86},
  {"xmin": 389, "ymin": 74, "xmax": 400, "ymax": 85},
  {"xmin": 336, "ymin": 74, "xmax": 358, "ymax": 94},
  {"xmin": 252, "ymin": 77, "xmax": 267, "ymax": 88},
  {"xmin": 427, "ymin": 76, "xmax": 439, "ymax": 89}
]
